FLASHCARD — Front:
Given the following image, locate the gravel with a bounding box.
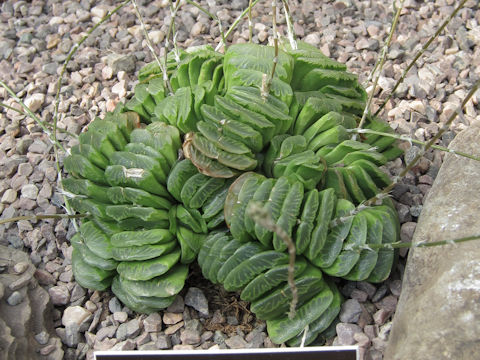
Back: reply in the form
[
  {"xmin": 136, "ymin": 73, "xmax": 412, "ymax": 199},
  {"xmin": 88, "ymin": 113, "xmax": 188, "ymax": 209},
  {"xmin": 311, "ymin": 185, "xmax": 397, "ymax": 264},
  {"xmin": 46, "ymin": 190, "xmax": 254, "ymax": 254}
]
[{"xmin": 0, "ymin": 0, "xmax": 479, "ymax": 359}]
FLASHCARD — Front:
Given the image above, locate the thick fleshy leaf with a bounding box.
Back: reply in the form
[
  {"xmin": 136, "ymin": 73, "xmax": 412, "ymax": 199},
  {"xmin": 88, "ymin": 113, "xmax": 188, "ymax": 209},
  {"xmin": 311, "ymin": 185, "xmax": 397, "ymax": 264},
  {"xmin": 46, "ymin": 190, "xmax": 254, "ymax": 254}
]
[
  {"xmin": 112, "ymin": 276, "xmax": 174, "ymax": 313},
  {"xmin": 349, "ymin": 159, "xmax": 392, "ymax": 189},
  {"xmin": 311, "ymin": 199, "xmax": 355, "ymax": 268},
  {"xmin": 70, "ymin": 143, "xmax": 109, "ymax": 169},
  {"xmin": 202, "ymin": 184, "xmax": 230, "ymax": 220},
  {"xmin": 188, "ymin": 176, "xmax": 225, "ymax": 209},
  {"xmin": 250, "ymin": 265, "xmax": 325, "ymax": 320},
  {"xmin": 302, "ymin": 112, "xmax": 357, "ymax": 144},
  {"xmin": 197, "ymin": 231, "xmax": 227, "ymax": 270},
  {"xmin": 300, "ymin": 68, "xmax": 359, "ymax": 93},
  {"xmin": 344, "ymin": 211, "xmax": 382, "ymax": 281},
  {"xmin": 64, "ymin": 154, "xmax": 108, "ymax": 185},
  {"xmin": 167, "ymin": 159, "xmax": 200, "ymax": 201},
  {"xmin": 229, "ymin": 174, "xmax": 265, "ymax": 243},
  {"xmin": 191, "ymin": 133, "xmax": 257, "ymax": 171},
  {"xmin": 72, "ymin": 249, "xmax": 114, "ymax": 291},
  {"xmin": 118, "ymin": 264, "xmax": 188, "ymax": 298},
  {"xmin": 293, "ymin": 97, "xmax": 344, "ymax": 136},
  {"xmin": 176, "ymin": 206, "xmax": 207, "ymax": 234},
  {"xmin": 229, "ymin": 69, "xmax": 293, "ymax": 106},
  {"xmin": 366, "ymin": 206, "xmax": 399, "ymax": 283},
  {"xmin": 116, "ymin": 248, "xmax": 181, "ymax": 281},
  {"xmin": 71, "ymin": 233, "xmax": 118, "ymax": 271},
  {"xmin": 273, "ymin": 181, "xmax": 304, "ymax": 252},
  {"xmin": 200, "ymin": 104, "xmax": 263, "ymax": 153},
  {"xmin": 224, "ymin": 43, "xmax": 294, "ymax": 87},
  {"xmin": 226, "ymin": 86, "xmax": 292, "ymax": 134},
  {"xmin": 80, "ymin": 221, "xmax": 114, "ymax": 260},
  {"xmin": 87, "ymin": 119, "xmax": 128, "ymax": 150},
  {"xmin": 112, "ymin": 241, "xmax": 177, "ymax": 261},
  {"xmin": 104, "ymin": 165, "xmax": 169, "ymax": 197},
  {"xmin": 244, "ymin": 178, "xmax": 275, "ymax": 235},
  {"xmin": 109, "ymin": 151, "xmax": 168, "ymax": 184},
  {"xmin": 217, "ymin": 242, "xmax": 264, "ymax": 283},
  {"xmin": 322, "ymin": 212, "xmax": 368, "ymax": 277},
  {"xmin": 106, "ymin": 186, "xmax": 171, "ymax": 209},
  {"xmin": 111, "ymin": 229, "xmax": 174, "ymax": 248},
  {"xmin": 180, "ymin": 172, "xmax": 210, "ymax": 207},
  {"xmin": 214, "ymin": 95, "xmax": 276, "ymax": 145},
  {"xmin": 223, "ymin": 251, "xmax": 289, "ymax": 291},
  {"xmin": 287, "ymin": 280, "xmax": 342, "ymax": 346},
  {"xmin": 183, "ymin": 139, "xmax": 237, "ymax": 178},
  {"xmin": 308, "ymin": 188, "xmax": 337, "ymax": 260},
  {"xmin": 197, "ymin": 121, "xmax": 252, "ymax": 155},
  {"xmin": 106, "ymin": 205, "xmax": 168, "ymax": 222},
  {"xmin": 176, "ymin": 226, "xmax": 206, "ymax": 264},
  {"xmin": 69, "ymin": 198, "xmax": 111, "ymax": 219},
  {"xmin": 340, "ymin": 167, "xmax": 367, "ymax": 205},
  {"xmin": 266, "ymin": 286, "xmax": 334, "ymax": 344},
  {"xmin": 206, "ymin": 235, "xmax": 240, "ymax": 284},
  {"xmin": 254, "ymin": 177, "xmax": 290, "ymax": 247},
  {"xmin": 295, "ymin": 189, "xmax": 320, "ymax": 255},
  {"xmin": 78, "ymin": 131, "xmax": 116, "ymax": 159},
  {"xmin": 240, "ymin": 258, "xmax": 308, "ymax": 302},
  {"xmin": 62, "ymin": 178, "xmax": 111, "ymax": 204}
]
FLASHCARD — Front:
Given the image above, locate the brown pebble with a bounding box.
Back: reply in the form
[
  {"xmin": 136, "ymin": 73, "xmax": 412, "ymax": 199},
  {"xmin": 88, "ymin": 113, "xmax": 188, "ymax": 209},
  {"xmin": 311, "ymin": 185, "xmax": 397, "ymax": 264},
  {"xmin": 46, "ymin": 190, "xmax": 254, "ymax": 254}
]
[
  {"xmin": 34, "ymin": 269, "xmax": 56, "ymax": 285},
  {"xmin": 373, "ymin": 308, "xmax": 392, "ymax": 326},
  {"xmin": 164, "ymin": 321, "xmax": 184, "ymax": 335}
]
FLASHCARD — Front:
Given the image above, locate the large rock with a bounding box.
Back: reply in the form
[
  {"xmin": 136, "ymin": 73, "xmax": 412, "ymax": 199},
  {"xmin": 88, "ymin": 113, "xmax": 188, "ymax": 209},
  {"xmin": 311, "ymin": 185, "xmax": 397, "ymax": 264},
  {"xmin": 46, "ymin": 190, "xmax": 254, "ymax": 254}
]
[
  {"xmin": 0, "ymin": 246, "xmax": 63, "ymax": 360},
  {"xmin": 385, "ymin": 124, "xmax": 480, "ymax": 359}
]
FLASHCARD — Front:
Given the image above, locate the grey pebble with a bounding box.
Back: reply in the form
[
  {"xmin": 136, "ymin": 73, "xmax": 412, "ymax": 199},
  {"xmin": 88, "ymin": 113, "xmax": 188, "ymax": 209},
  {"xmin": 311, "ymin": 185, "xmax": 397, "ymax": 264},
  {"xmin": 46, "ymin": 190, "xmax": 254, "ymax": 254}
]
[
  {"xmin": 180, "ymin": 328, "xmax": 201, "ymax": 345},
  {"xmin": 156, "ymin": 334, "xmax": 172, "ymax": 349},
  {"xmin": 1, "ymin": 189, "xmax": 17, "ymax": 204},
  {"xmin": 357, "ymin": 282, "xmax": 377, "ymax": 300},
  {"xmin": 225, "ymin": 335, "xmax": 248, "ymax": 349},
  {"xmin": 185, "ymin": 287, "xmax": 209, "ymax": 317},
  {"xmin": 65, "ymin": 323, "xmax": 81, "ymax": 347},
  {"xmin": 107, "ymin": 53, "xmax": 136, "ymax": 74},
  {"xmin": 144, "ymin": 313, "xmax": 162, "ymax": 333},
  {"xmin": 167, "ymin": 295, "xmax": 185, "ymax": 313},
  {"xmin": 213, "ymin": 330, "xmax": 227, "ymax": 345},
  {"xmin": 108, "ymin": 297, "xmax": 123, "ymax": 313},
  {"xmin": 35, "ymin": 331, "xmax": 50, "ymax": 345},
  {"xmin": 184, "ymin": 319, "xmax": 203, "ymax": 333},
  {"xmin": 48, "ymin": 285, "xmax": 70, "ymax": 305},
  {"xmin": 116, "ymin": 319, "xmax": 141, "ymax": 341},
  {"xmin": 7, "ymin": 290, "xmax": 24, "ymax": 306},
  {"xmin": 96, "ymin": 325, "xmax": 118, "ymax": 342},
  {"xmin": 336, "ymin": 323, "xmax": 363, "ymax": 346},
  {"xmin": 410, "ymin": 204, "xmax": 423, "ymax": 217},
  {"xmin": 372, "ymin": 284, "xmax": 388, "ymax": 303},
  {"xmin": 339, "ymin": 299, "xmax": 363, "ymax": 323}
]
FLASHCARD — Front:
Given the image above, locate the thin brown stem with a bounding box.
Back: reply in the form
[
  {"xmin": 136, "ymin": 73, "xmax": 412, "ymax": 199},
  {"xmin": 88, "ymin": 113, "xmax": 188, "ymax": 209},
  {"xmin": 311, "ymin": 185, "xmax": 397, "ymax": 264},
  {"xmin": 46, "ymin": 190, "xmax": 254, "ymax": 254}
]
[
  {"xmin": 0, "ymin": 80, "xmax": 66, "ymax": 152},
  {"xmin": 132, "ymin": 0, "xmax": 171, "ymax": 93},
  {"xmin": 356, "ymin": 0, "xmax": 404, "ymax": 135},
  {"xmin": 247, "ymin": 202, "xmax": 298, "ymax": 319},
  {"xmin": 374, "ymin": 0, "xmax": 468, "ymax": 116},
  {"xmin": 248, "ymin": 0, "xmax": 254, "ymax": 42},
  {"xmin": 348, "ymin": 128, "xmax": 480, "ymax": 162},
  {"xmin": 185, "ymin": 1, "xmax": 226, "ymax": 51},
  {"xmin": 351, "ymin": 234, "xmax": 480, "ymax": 251},
  {"xmin": 262, "ymin": 0, "xmax": 279, "ymax": 100},
  {"xmin": 0, "ymin": 213, "xmax": 87, "ymax": 226},
  {"xmin": 216, "ymin": 0, "xmax": 260, "ymax": 51},
  {"xmin": 333, "ymin": 79, "xmax": 480, "ymax": 228},
  {"xmin": 281, "ymin": 0, "xmax": 297, "ymax": 49}
]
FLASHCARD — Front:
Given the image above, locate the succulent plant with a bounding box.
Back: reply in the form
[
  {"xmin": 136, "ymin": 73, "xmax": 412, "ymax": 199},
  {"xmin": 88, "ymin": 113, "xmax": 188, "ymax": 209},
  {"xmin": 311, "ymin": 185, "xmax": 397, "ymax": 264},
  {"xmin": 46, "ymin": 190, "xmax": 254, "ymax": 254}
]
[{"xmin": 63, "ymin": 40, "xmax": 401, "ymax": 345}]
